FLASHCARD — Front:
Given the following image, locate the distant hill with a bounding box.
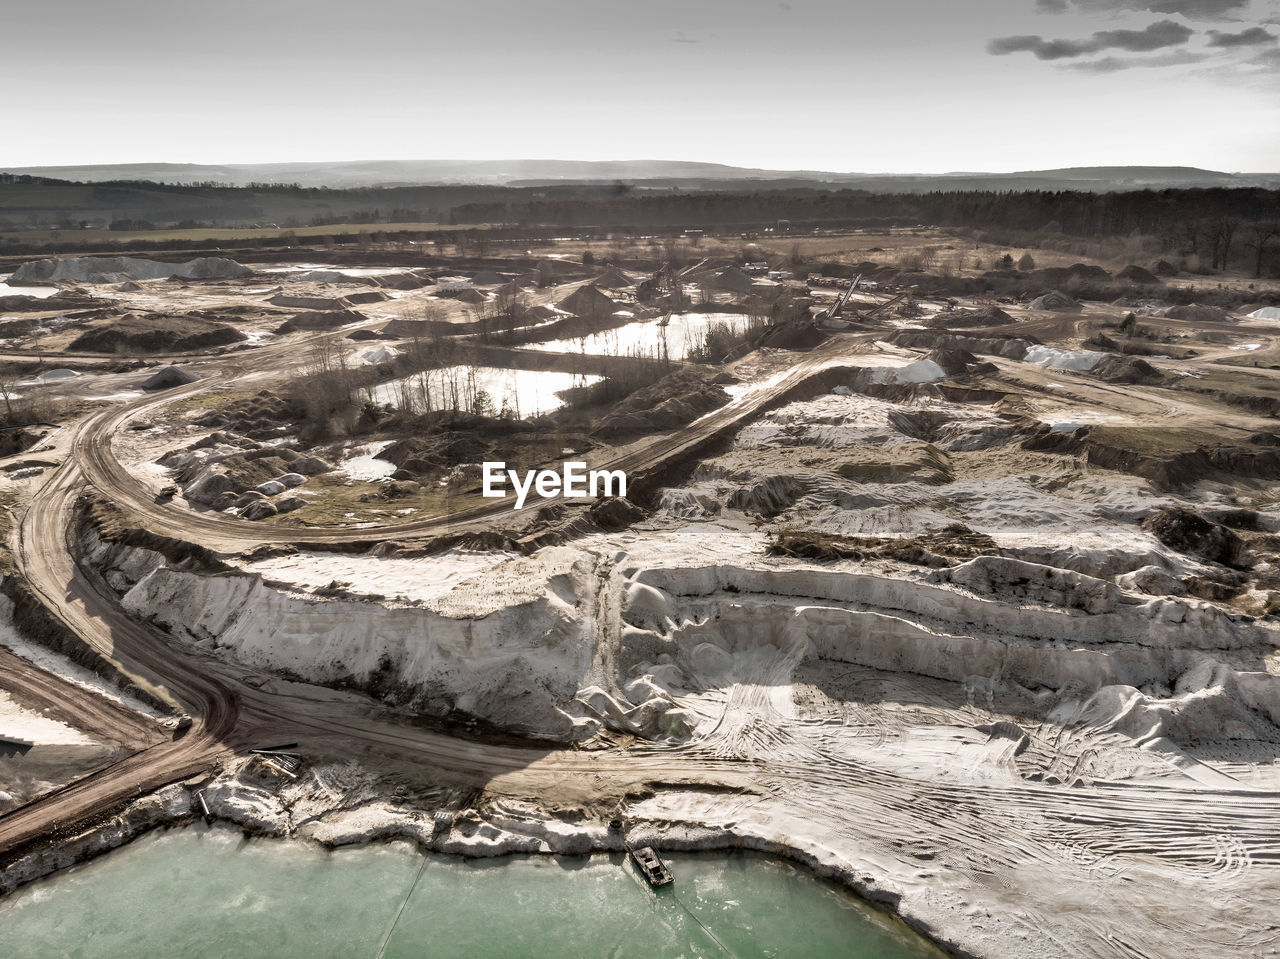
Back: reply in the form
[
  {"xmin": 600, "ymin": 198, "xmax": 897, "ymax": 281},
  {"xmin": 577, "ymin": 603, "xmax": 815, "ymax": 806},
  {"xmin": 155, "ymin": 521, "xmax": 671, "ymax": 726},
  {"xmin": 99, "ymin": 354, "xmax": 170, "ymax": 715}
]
[{"xmin": 5, "ymin": 160, "xmax": 1277, "ymax": 193}]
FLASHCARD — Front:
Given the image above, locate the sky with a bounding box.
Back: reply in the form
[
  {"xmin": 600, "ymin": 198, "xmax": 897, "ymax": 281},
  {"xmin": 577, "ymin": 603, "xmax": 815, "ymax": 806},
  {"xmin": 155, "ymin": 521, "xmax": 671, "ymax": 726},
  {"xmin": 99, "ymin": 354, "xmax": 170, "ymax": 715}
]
[{"xmin": 3, "ymin": 0, "xmax": 1279, "ymax": 173}]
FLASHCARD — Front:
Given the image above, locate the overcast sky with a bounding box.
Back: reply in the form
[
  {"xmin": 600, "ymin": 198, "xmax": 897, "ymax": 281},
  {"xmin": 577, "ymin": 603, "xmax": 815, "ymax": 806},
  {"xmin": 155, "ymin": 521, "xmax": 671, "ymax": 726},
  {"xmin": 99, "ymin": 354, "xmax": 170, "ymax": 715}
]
[{"xmin": 4, "ymin": 0, "xmax": 1278, "ymax": 172}]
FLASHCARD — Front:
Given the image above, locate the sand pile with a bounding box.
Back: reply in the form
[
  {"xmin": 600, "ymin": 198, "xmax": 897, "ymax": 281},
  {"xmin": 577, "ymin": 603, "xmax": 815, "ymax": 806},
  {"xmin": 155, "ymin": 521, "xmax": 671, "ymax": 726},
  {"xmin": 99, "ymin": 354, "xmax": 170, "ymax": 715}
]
[
  {"xmin": 161, "ymin": 437, "xmax": 331, "ymax": 515},
  {"xmin": 755, "ymin": 319, "xmax": 828, "ymax": 351},
  {"xmin": 710, "ymin": 266, "xmax": 755, "ymax": 294},
  {"xmin": 274, "ymin": 309, "xmax": 365, "ymax": 333},
  {"xmin": 377, "ymin": 272, "xmax": 429, "ymax": 291},
  {"xmin": 8, "ymin": 256, "xmax": 250, "ymax": 285},
  {"xmin": 0, "ymin": 292, "xmax": 110, "ymax": 312},
  {"xmin": 556, "ymin": 284, "xmax": 617, "ymax": 319},
  {"xmin": 344, "ymin": 290, "xmax": 390, "ymax": 305},
  {"xmin": 192, "ymin": 390, "xmax": 293, "ymax": 438},
  {"xmin": 1166, "ymin": 303, "xmax": 1233, "ymax": 323},
  {"xmin": 867, "ymin": 358, "xmax": 946, "ymax": 384},
  {"xmin": 34, "ymin": 369, "xmax": 79, "ymax": 382},
  {"xmin": 1247, "ymin": 306, "xmax": 1280, "ymax": 321},
  {"xmin": 1116, "ymin": 264, "xmax": 1161, "ymax": 284},
  {"xmin": 141, "ymin": 366, "xmax": 198, "ymax": 391},
  {"xmin": 1091, "ymin": 355, "xmax": 1166, "ymax": 385},
  {"xmin": 923, "ymin": 348, "xmax": 980, "ymax": 376},
  {"xmin": 67, "ymin": 314, "xmax": 246, "ymax": 353},
  {"xmin": 1023, "ymin": 345, "xmax": 1106, "ymax": 371},
  {"xmin": 594, "ymin": 369, "xmax": 732, "ymax": 438},
  {"xmin": 1030, "ymin": 264, "xmax": 1110, "ymax": 286},
  {"xmin": 923, "ymin": 305, "xmax": 1013, "ymax": 329},
  {"xmin": 592, "ymin": 267, "xmax": 632, "ymax": 289},
  {"xmin": 287, "ymin": 270, "xmax": 353, "ymax": 284},
  {"xmin": 888, "ymin": 330, "xmax": 1033, "ymax": 360},
  {"xmin": 267, "ymin": 293, "xmax": 349, "ymax": 310},
  {"xmin": 1143, "ymin": 507, "xmax": 1248, "ymax": 568},
  {"xmin": 1027, "ymin": 290, "xmax": 1081, "ymax": 312},
  {"xmin": 357, "ymin": 345, "xmax": 399, "ymax": 366}
]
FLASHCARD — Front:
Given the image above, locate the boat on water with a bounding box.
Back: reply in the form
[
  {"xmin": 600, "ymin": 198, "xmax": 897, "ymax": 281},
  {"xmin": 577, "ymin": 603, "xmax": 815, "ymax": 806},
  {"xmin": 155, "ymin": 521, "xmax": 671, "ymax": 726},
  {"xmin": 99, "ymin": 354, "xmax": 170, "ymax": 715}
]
[{"xmin": 629, "ymin": 846, "xmax": 674, "ymax": 887}]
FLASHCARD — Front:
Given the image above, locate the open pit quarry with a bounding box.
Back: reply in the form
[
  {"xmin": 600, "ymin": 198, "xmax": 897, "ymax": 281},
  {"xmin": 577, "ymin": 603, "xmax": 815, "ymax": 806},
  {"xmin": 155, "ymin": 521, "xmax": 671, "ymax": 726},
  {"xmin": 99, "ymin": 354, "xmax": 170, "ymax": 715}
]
[{"xmin": 4, "ymin": 248, "xmax": 1280, "ymax": 957}]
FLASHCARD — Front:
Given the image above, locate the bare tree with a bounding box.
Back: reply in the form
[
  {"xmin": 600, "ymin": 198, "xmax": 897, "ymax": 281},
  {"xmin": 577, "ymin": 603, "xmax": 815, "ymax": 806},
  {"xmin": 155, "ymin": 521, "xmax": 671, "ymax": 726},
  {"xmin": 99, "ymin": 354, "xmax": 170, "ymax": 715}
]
[
  {"xmin": 0, "ymin": 369, "xmax": 20, "ymax": 423},
  {"xmin": 1212, "ymin": 217, "xmax": 1240, "ymax": 271},
  {"xmin": 1246, "ymin": 222, "xmax": 1280, "ymax": 278}
]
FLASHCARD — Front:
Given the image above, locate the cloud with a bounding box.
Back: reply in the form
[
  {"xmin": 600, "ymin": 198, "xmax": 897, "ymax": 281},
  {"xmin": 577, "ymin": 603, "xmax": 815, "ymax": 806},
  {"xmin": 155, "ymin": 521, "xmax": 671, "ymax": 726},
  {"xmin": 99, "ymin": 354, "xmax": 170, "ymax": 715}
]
[
  {"xmin": 1094, "ymin": 20, "xmax": 1196, "ymax": 50},
  {"xmin": 1033, "ymin": 0, "xmax": 1250, "ymax": 19},
  {"xmin": 1146, "ymin": 0, "xmax": 1251, "ymax": 15},
  {"xmin": 1065, "ymin": 50, "xmax": 1209, "ymax": 71},
  {"xmin": 1207, "ymin": 26, "xmax": 1279, "ymax": 46},
  {"xmin": 988, "ymin": 35, "xmax": 1090, "ymax": 58},
  {"xmin": 672, "ymin": 31, "xmax": 700, "ymax": 44},
  {"xmin": 988, "ymin": 19, "xmax": 1194, "ymax": 59}
]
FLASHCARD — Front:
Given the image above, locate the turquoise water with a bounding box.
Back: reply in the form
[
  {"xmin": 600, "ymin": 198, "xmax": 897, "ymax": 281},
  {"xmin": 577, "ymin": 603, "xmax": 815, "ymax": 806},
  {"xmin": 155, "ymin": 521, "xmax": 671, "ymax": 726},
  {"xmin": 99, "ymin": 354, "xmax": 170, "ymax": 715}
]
[{"xmin": 0, "ymin": 826, "xmax": 944, "ymax": 959}]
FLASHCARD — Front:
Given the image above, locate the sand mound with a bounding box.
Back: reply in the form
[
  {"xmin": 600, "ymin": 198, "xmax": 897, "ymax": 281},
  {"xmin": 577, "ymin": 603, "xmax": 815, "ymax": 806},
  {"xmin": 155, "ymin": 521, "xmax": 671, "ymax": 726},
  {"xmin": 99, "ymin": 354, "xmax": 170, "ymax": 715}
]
[
  {"xmin": 35, "ymin": 369, "xmax": 79, "ymax": 382},
  {"xmin": 358, "ymin": 345, "xmax": 399, "ymax": 366},
  {"xmin": 592, "ymin": 267, "xmax": 633, "ymax": 289},
  {"xmin": 1091, "ymin": 355, "xmax": 1166, "ymax": 385},
  {"xmin": 1143, "ymin": 508, "xmax": 1248, "ymax": 568},
  {"xmin": 1030, "ymin": 264, "xmax": 1110, "ymax": 287},
  {"xmin": 1116, "ymin": 265, "xmax": 1160, "ymax": 285},
  {"xmin": 710, "ymin": 266, "xmax": 755, "ymax": 294},
  {"xmin": 1027, "ymin": 290, "xmax": 1081, "ymax": 312},
  {"xmin": 0, "ymin": 318, "xmax": 41, "ymax": 339},
  {"xmin": 1247, "ymin": 306, "xmax": 1280, "ymax": 321},
  {"xmin": 274, "ymin": 309, "xmax": 365, "ymax": 334},
  {"xmin": 377, "ymin": 272, "xmax": 429, "ymax": 291},
  {"xmin": 867, "ymin": 359, "xmax": 947, "ymax": 384},
  {"xmin": 67, "ymin": 314, "xmax": 246, "ymax": 353},
  {"xmin": 1023, "ymin": 345, "xmax": 1106, "ymax": 371},
  {"xmin": 923, "ymin": 348, "xmax": 980, "ymax": 376},
  {"xmin": 924, "ymin": 306, "xmax": 1013, "ymax": 329},
  {"xmin": 1166, "ymin": 303, "xmax": 1232, "ymax": 323},
  {"xmin": 267, "ymin": 293, "xmax": 349, "ymax": 310},
  {"xmin": 342, "ymin": 290, "xmax": 391, "ymax": 305},
  {"xmin": 191, "ymin": 391, "xmax": 293, "ymax": 438},
  {"xmin": 470, "ymin": 270, "xmax": 506, "ymax": 286},
  {"xmin": 141, "ymin": 365, "xmax": 199, "ymax": 390},
  {"xmin": 556, "ymin": 284, "xmax": 617, "ymax": 320},
  {"xmin": 756, "ymin": 319, "xmax": 828, "ymax": 351},
  {"xmin": 594, "ymin": 369, "xmax": 732, "ymax": 438},
  {"xmin": 9, "ymin": 256, "xmax": 249, "ymax": 285},
  {"xmin": 345, "ymin": 328, "xmax": 393, "ymax": 341},
  {"xmin": 287, "ymin": 269, "xmax": 352, "ymax": 283}
]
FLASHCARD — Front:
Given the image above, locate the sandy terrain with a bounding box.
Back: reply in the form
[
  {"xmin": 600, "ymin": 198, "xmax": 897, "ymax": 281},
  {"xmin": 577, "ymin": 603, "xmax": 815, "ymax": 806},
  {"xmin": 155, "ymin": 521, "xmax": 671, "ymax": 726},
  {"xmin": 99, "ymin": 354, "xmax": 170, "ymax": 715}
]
[{"xmin": 4, "ymin": 246, "xmax": 1280, "ymax": 958}]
